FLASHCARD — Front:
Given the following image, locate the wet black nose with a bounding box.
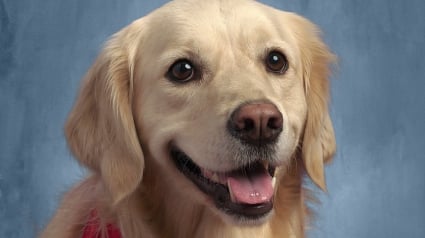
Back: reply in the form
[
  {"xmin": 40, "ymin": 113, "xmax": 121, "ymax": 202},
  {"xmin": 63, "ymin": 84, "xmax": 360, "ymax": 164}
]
[{"xmin": 227, "ymin": 102, "xmax": 283, "ymax": 145}]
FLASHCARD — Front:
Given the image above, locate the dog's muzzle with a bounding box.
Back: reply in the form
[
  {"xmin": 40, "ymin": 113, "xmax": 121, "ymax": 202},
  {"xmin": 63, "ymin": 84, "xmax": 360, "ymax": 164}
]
[{"xmin": 171, "ymin": 101, "xmax": 284, "ymax": 221}]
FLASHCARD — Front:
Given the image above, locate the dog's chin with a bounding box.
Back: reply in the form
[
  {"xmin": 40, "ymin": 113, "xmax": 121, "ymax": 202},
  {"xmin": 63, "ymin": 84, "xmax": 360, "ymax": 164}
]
[{"xmin": 170, "ymin": 145, "xmax": 279, "ymax": 225}]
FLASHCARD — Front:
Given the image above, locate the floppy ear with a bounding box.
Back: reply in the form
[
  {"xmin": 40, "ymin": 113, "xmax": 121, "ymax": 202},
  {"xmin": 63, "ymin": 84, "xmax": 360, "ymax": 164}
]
[
  {"xmin": 65, "ymin": 22, "xmax": 144, "ymax": 204},
  {"xmin": 288, "ymin": 13, "xmax": 336, "ymax": 191}
]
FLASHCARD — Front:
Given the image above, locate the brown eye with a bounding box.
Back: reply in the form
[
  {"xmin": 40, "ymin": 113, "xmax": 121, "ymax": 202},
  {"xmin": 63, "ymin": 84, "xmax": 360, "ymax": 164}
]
[
  {"xmin": 168, "ymin": 59, "xmax": 195, "ymax": 83},
  {"xmin": 265, "ymin": 51, "xmax": 288, "ymax": 74}
]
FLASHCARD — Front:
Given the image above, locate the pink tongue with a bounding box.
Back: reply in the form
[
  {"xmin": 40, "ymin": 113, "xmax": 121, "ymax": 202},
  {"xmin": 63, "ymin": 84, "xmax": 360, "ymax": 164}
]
[{"xmin": 227, "ymin": 167, "xmax": 273, "ymax": 204}]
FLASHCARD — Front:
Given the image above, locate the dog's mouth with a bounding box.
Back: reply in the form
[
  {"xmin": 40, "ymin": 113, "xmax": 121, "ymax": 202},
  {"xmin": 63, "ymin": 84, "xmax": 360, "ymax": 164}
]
[{"xmin": 170, "ymin": 146, "xmax": 277, "ymax": 220}]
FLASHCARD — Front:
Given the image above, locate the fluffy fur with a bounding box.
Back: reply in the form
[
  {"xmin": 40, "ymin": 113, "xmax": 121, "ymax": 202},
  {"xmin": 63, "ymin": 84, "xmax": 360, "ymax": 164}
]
[{"xmin": 41, "ymin": 0, "xmax": 336, "ymax": 237}]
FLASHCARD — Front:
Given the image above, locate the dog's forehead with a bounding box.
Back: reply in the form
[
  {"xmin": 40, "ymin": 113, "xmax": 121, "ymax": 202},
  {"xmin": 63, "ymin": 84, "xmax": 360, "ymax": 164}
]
[
  {"xmin": 135, "ymin": 0, "xmax": 299, "ymax": 71},
  {"xmin": 147, "ymin": 0, "xmax": 288, "ymax": 46}
]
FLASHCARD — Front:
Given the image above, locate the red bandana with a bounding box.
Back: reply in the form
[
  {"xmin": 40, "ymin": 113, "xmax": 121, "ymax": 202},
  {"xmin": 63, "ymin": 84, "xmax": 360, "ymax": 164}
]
[{"xmin": 82, "ymin": 210, "xmax": 121, "ymax": 238}]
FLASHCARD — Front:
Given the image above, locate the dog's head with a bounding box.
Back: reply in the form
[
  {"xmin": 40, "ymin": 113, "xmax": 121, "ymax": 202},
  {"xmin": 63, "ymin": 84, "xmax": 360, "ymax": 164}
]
[{"xmin": 66, "ymin": 0, "xmax": 335, "ymax": 225}]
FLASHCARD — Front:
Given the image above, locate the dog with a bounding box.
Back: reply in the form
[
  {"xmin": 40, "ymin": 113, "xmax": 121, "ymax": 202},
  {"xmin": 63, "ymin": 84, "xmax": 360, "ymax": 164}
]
[{"xmin": 41, "ymin": 0, "xmax": 336, "ymax": 237}]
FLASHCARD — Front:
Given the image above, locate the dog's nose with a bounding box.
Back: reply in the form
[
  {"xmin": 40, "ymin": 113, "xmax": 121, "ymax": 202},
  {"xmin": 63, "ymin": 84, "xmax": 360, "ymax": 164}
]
[{"xmin": 228, "ymin": 102, "xmax": 283, "ymax": 145}]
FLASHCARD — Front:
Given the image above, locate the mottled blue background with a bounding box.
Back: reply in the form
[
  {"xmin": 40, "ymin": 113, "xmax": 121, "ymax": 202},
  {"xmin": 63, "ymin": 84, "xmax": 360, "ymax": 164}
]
[{"xmin": 1, "ymin": 0, "xmax": 424, "ymax": 237}]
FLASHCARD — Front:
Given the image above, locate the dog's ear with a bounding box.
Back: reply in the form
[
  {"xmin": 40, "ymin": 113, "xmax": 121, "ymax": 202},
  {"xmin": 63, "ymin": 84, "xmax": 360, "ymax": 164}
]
[
  {"xmin": 65, "ymin": 21, "xmax": 145, "ymax": 204},
  {"xmin": 287, "ymin": 13, "xmax": 336, "ymax": 191}
]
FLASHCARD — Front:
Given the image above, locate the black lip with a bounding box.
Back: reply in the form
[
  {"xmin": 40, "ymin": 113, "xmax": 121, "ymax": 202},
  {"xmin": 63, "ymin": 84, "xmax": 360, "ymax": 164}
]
[{"xmin": 170, "ymin": 147, "xmax": 275, "ymax": 220}]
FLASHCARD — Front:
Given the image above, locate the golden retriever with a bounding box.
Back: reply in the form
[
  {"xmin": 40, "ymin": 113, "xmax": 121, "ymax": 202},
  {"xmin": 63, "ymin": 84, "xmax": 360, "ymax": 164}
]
[{"xmin": 41, "ymin": 0, "xmax": 335, "ymax": 237}]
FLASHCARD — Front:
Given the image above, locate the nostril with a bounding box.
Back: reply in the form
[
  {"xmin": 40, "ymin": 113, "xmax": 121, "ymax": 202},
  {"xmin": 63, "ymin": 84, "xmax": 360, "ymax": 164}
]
[
  {"xmin": 234, "ymin": 117, "xmax": 256, "ymax": 132},
  {"xmin": 243, "ymin": 118, "xmax": 255, "ymax": 131},
  {"xmin": 267, "ymin": 116, "xmax": 283, "ymax": 130}
]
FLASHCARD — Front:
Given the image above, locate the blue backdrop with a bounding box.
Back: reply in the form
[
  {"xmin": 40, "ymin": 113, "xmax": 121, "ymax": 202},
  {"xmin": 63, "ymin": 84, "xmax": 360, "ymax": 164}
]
[{"xmin": 1, "ymin": 0, "xmax": 424, "ymax": 237}]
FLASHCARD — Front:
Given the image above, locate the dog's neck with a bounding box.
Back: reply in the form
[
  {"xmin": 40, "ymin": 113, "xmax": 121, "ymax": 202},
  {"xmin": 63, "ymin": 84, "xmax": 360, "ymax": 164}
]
[{"xmin": 113, "ymin": 158, "xmax": 307, "ymax": 238}]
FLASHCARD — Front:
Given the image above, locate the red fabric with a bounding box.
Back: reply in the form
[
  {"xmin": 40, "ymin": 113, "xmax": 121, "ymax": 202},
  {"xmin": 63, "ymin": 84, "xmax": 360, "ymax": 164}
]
[{"xmin": 82, "ymin": 210, "xmax": 121, "ymax": 238}]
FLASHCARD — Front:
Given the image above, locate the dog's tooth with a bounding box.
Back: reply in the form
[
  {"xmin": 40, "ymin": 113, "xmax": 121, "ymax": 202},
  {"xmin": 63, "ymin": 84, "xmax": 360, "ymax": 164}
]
[
  {"xmin": 272, "ymin": 176, "xmax": 276, "ymax": 189},
  {"xmin": 227, "ymin": 180, "xmax": 236, "ymax": 203},
  {"xmin": 262, "ymin": 161, "xmax": 269, "ymax": 170},
  {"xmin": 211, "ymin": 172, "xmax": 219, "ymax": 183}
]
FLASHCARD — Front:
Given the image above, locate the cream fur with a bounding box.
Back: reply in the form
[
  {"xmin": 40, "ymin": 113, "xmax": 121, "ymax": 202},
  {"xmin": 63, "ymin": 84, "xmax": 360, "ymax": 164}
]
[{"xmin": 41, "ymin": 0, "xmax": 335, "ymax": 237}]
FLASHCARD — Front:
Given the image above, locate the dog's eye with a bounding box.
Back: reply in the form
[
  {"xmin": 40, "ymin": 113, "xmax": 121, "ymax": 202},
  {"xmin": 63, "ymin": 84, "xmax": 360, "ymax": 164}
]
[
  {"xmin": 167, "ymin": 59, "xmax": 195, "ymax": 83},
  {"xmin": 265, "ymin": 51, "xmax": 288, "ymax": 74}
]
